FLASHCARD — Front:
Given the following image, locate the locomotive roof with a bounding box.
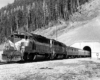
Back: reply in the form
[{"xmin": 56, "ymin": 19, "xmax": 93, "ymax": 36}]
[
  {"xmin": 31, "ymin": 33, "xmax": 50, "ymax": 40},
  {"xmin": 52, "ymin": 39, "xmax": 66, "ymax": 47},
  {"xmin": 31, "ymin": 33, "xmax": 51, "ymax": 44}
]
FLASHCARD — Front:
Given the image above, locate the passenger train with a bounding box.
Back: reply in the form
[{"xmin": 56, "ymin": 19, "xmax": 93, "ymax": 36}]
[{"xmin": 2, "ymin": 32, "xmax": 91, "ymax": 62}]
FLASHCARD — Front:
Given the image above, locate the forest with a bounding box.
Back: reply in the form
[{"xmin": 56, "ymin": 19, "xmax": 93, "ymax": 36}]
[{"xmin": 0, "ymin": 0, "xmax": 89, "ymax": 43}]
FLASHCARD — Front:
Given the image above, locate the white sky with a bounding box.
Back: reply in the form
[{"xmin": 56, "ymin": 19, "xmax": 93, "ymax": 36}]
[{"xmin": 0, "ymin": 0, "xmax": 14, "ymax": 9}]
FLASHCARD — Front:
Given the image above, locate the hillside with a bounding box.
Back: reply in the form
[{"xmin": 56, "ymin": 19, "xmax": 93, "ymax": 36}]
[
  {"xmin": 0, "ymin": 0, "xmax": 99, "ymax": 46},
  {"xmin": 33, "ymin": 0, "xmax": 100, "ymax": 44},
  {"xmin": 0, "ymin": 0, "xmax": 89, "ymax": 43}
]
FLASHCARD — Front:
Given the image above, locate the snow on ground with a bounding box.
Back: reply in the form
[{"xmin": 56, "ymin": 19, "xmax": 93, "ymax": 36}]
[{"xmin": 0, "ymin": 58, "xmax": 100, "ymax": 80}]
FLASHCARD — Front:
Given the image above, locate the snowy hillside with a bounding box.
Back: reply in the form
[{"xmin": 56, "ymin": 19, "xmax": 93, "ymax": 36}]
[{"xmin": 33, "ymin": 0, "xmax": 100, "ymax": 46}]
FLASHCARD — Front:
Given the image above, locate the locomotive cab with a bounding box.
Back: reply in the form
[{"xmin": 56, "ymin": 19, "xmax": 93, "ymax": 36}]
[{"xmin": 2, "ymin": 32, "xmax": 33, "ymax": 62}]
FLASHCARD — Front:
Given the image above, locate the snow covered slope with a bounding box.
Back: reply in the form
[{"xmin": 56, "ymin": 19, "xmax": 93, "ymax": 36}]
[{"xmin": 58, "ymin": 16, "xmax": 100, "ymax": 46}]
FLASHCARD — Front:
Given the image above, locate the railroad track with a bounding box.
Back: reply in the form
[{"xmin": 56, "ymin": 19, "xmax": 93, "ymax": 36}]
[{"xmin": 0, "ymin": 55, "xmax": 89, "ymax": 65}]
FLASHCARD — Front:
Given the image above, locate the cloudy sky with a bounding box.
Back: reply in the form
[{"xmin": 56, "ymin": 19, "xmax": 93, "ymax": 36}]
[{"xmin": 0, "ymin": 0, "xmax": 14, "ymax": 9}]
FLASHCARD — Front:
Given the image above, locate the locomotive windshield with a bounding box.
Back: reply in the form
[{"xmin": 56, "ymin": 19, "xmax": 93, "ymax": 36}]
[
  {"xmin": 11, "ymin": 34, "xmax": 25, "ymax": 38},
  {"xmin": 9, "ymin": 32, "xmax": 32, "ymax": 43}
]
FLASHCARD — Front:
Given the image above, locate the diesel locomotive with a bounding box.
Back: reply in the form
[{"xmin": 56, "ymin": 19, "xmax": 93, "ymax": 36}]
[{"xmin": 2, "ymin": 32, "xmax": 90, "ymax": 62}]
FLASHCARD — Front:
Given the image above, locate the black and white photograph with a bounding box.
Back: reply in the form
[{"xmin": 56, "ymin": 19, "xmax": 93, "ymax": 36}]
[{"xmin": 0, "ymin": 0, "xmax": 100, "ymax": 80}]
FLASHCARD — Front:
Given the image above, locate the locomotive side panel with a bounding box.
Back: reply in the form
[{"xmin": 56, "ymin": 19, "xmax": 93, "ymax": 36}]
[
  {"xmin": 67, "ymin": 47, "xmax": 75, "ymax": 56},
  {"xmin": 35, "ymin": 41, "xmax": 52, "ymax": 54},
  {"xmin": 52, "ymin": 40, "xmax": 66, "ymax": 55},
  {"xmin": 30, "ymin": 34, "xmax": 52, "ymax": 55}
]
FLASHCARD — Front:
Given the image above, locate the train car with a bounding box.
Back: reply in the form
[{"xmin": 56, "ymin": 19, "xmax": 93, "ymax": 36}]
[
  {"xmin": 23, "ymin": 34, "xmax": 53, "ymax": 61},
  {"xmin": 66, "ymin": 46, "xmax": 78, "ymax": 58},
  {"xmin": 83, "ymin": 50, "xmax": 90, "ymax": 57},
  {"xmin": 50, "ymin": 39, "xmax": 66, "ymax": 59},
  {"xmin": 66, "ymin": 46, "xmax": 90, "ymax": 58}
]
